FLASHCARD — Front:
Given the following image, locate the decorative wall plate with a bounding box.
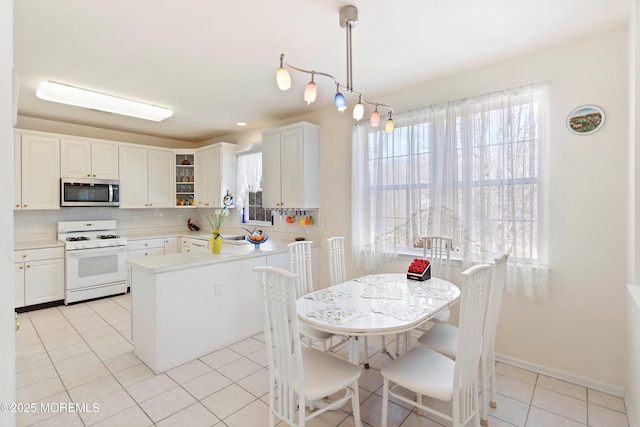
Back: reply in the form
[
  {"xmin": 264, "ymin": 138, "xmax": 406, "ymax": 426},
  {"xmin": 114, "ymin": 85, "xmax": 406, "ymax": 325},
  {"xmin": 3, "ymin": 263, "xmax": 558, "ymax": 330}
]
[{"xmin": 567, "ymin": 105, "xmax": 605, "ymax": 135}]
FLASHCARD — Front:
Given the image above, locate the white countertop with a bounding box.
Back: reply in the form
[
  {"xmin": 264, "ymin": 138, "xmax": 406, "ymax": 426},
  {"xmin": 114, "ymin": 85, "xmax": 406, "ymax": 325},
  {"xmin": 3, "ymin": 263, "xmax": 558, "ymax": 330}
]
[
  {"xmin": 14, "ymin": 239, "xmax": 65, "ymax": 251},
  {"xmin": 126, "ymin": 239, "xmax": 296, "ymax": 274}
]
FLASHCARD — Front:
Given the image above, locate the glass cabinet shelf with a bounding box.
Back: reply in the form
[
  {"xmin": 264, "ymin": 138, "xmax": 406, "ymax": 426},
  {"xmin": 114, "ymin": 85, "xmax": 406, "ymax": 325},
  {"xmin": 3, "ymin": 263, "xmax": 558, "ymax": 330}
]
[{"xmin": 175, "ymin": 153, "xmax": 195, "ymax": 207}]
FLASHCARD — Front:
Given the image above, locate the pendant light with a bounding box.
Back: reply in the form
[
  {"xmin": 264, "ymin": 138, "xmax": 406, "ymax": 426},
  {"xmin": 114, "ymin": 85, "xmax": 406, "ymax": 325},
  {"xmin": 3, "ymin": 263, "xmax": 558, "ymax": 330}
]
[
  {"xmin": 334, "ymin": 83, "xmax": 347, "ymax": 112},
  {"xmin": 385, "ymin": 112, "xmax": 395, "ymax": 133},
  {"xmin": 303, "ymin": 72, "xmax": 317, "ymax": 105},
  {"xmin": 276, "ymin": 54, "xmax": 292, "ymax": 90},
  {"xmin": 276, "ymin": 5, "xmax": 394, "ymax": 131},
  {"xmin": 353, "ymin": 95, "xmax": 364, "ymax": 121},
  {"xmin": 370, "ymin": 105, "xmax": 380, "ymax": 126}
]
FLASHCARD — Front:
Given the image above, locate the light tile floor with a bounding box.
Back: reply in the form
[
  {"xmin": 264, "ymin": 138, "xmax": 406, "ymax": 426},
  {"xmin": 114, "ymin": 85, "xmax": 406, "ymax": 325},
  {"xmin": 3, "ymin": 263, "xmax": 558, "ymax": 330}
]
[{"xmin": 14, "ymin": 293, "xmax": 629, "ymax": 427}]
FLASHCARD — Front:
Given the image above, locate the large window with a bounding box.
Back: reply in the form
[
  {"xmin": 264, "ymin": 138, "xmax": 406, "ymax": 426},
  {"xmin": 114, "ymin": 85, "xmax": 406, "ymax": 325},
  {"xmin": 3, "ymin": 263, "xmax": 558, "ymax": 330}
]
[{"xmin": 352, "ymin": 83, "xmax": 549, "ymax": 300}]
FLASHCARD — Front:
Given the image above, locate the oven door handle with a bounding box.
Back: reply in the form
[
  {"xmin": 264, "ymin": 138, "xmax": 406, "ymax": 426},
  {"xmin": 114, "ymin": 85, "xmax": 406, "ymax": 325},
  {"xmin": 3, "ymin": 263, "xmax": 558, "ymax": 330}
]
[{"xmin": 65, "ymin": 245, "xmax": 127, "ymax": 257}]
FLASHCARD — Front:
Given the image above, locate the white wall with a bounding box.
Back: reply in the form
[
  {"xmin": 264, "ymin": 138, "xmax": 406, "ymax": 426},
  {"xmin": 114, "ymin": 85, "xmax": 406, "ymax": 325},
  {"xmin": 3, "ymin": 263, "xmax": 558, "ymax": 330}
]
[
  {"xmin": 628, "ymin": 0, "xmax": 640, "ymax": 423},
  {"xmin": 207, "ymin": 25, "xmax": 630, "ymax": 390},
  {"xmin": 1, "ymin": 0, "xmax": 16, "ymax": 425}
]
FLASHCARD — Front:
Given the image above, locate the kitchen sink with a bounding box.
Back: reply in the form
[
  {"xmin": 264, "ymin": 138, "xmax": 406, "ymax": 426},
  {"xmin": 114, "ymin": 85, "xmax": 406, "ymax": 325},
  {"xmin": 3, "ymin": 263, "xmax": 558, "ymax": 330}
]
[{"xmin": 220, "ymin": 234, "xmax": 245, "ymax": 240}]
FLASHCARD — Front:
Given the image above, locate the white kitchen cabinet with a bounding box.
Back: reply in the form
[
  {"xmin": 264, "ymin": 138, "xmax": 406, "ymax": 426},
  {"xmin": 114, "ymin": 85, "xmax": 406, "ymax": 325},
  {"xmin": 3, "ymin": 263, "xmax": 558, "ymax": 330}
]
[
  {"xmin": 119, "ymin": 145, "xmax": 174, "ymax": 208},
  {"xmin": 61, "ymin": 138, "xmax": 119, "ymax": 179},
  {"xmin": 14, "ymin": 263, "xmax": 25, "ymax": 308},
  {"xmin": 13, "ymin": 133, "xmax": 21, "ymax": 210},
  {"xmin": 126, "ymin": 238, "xmax": 166, "ymax": 289},
  {"xmin": 261, "ymin": 122, "xmax": 319, "ymax": 209},
  {"xmin": 148, "ymin": 149, "xmax": 175, "ymax": 208},
  {"xmin": 14, "ymin": 247, "xmax": 65, "ymax": 307},
  {"xmin": 164, "ymin": 237, "xmax": 178, "ymax": 254},
  {"xmin": 195, "ymin": 143, "xmax": 236, "ymax": 208},
  {"xmin": 180, "ymin": 237, "xmax": 209, "ymax": 253},
  {"xmin": 19, "ymin": 133, "xmax": 61, "ymax": 210}
]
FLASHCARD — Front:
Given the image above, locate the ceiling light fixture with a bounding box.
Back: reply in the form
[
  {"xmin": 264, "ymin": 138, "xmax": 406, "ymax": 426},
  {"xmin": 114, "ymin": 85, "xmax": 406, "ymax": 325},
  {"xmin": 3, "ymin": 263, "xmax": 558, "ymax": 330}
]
[
  {"xmin": 276, "ymin": 5, "xmax": 394, "ymax": 132},
  {"xmin": 36, "ymin": 81, "xmax": 173, "ymax": 122}
]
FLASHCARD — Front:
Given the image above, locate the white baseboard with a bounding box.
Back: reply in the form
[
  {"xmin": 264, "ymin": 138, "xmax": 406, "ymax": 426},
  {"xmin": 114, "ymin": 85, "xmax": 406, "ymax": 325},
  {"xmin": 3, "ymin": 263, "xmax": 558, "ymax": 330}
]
[
  {"xmin": 626, "ymin": 398, "xmax": 638, "ymax": 427},
  {"xmin": 495, "ymin": 353, "xmax": 627, "ymax": 398}
]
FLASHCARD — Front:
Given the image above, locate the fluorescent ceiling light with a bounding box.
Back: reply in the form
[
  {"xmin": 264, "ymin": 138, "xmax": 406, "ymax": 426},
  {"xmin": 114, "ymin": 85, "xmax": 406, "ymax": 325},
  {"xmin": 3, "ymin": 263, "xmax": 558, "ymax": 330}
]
[{"xmin": 36, "ymin": 81, "xmax": 173, "ymax": 122}]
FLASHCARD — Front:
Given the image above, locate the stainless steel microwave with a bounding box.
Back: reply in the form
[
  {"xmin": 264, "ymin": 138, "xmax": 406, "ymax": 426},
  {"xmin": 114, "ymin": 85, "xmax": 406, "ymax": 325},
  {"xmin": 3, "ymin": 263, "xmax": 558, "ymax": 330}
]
[{"xmin": 61, "ymin": 178, "xmax": 120, "ymax": 207}]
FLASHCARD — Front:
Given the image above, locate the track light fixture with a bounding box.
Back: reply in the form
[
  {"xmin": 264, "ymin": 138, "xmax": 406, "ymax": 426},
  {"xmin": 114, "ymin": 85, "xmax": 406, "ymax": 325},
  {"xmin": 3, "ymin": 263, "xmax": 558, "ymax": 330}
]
[{"xmin": 276, "ymin": 5, "xmax": 394, "ymax": 132}]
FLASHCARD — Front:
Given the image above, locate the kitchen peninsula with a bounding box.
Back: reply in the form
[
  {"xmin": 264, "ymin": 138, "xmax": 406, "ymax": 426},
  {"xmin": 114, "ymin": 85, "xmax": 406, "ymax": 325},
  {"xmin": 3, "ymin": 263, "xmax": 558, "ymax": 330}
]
[{"xmin": 127, "ymin": 238, "xmax": 318, "ymax": 374}]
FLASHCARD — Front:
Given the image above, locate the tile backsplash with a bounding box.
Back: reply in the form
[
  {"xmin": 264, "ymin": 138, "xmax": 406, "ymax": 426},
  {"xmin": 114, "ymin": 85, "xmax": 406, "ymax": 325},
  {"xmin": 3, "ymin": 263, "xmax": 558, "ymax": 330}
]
[{"xmin": 14, "ymin": 207, "xmax": 319, "ymax": 242}]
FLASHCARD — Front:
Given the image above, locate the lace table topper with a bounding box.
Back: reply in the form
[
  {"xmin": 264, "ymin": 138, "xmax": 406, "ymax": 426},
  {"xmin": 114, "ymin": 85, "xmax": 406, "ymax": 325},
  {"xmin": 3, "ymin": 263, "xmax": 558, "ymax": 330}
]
[
  {"xmin": 354, "ymin": 275, "xmax": 392, "ymax": 286},
  {"xmin": 360, "ymin": 286, "xmax": 404, "ymax": 300},
  {"xmin": 306, "ymin": 307, "xmax": 366, "ymax": 325},
  {"xmin": 371, "ymin": 304, "xmax": 430, "ymax": 322},
  {"xmin": 410, "ymin": 286, "xmax": 457, "ymax": 300},
  {"xmin": 304, "ymin": 289, "xmax": 351, "ymax": 304}
]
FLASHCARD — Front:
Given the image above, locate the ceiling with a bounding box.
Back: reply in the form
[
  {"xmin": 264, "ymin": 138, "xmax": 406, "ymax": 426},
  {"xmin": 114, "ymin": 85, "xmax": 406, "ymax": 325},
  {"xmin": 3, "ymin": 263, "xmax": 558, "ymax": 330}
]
[{"xmin": 13, "ymin": 0, "xmax": 630, "ymax": 143}]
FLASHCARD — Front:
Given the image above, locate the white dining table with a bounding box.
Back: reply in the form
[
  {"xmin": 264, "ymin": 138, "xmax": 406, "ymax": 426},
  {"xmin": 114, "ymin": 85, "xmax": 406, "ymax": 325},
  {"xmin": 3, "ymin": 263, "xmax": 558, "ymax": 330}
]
[{"xmin": 296, "ymin": 273, "xmax": 461, "ymax": 365}]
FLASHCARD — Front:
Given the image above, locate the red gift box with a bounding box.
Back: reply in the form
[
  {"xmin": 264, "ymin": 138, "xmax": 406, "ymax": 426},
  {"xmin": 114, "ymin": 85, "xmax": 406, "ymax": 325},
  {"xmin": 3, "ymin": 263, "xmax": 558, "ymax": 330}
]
[{"xmin": 407, "ymin": 258, "xmax": 431, "ymax": 281}]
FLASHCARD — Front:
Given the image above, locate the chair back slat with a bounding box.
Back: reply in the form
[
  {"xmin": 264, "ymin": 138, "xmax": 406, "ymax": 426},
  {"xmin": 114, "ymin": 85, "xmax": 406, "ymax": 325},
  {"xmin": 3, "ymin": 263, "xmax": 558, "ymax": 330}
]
[
  {"xmin": 482, "ymin": 253, "xmax": 509, "ymax": 371},
  {"xmin": 254, "ymin": 266, "xmax": 304, "ymax": 426},
  {"xmin": 453, "ymin": 263, "xmax": 491, "ymax": 426},
  {"xmin": 288, "ymin": 241, "xmax": 314, "ymax": 297},
  {"xmin": 327, "ymin": 237, "xmax": 347, "ymax": 285},
  {"xmin": 422, "ymin": 237, "xmax": 452, "ymax": 280}
]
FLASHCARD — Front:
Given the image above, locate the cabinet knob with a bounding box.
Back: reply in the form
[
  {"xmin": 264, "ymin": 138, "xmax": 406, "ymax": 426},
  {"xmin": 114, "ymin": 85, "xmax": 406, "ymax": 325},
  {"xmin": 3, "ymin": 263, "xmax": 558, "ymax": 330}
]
[
  {"xmin": 15, "ymin": 204, "xmax": 19, "ymax": 208},
  {"xmin": 26, "ymin": 265, "xmax": 30, "ymax": 268},
  {"xmin": 149, "ymin": 204, "xmax": 153, "ymax": 207},
  {"xmin": 144, "ymin": 253, "xmax": 148, "ymax": 256},
  {"xmin": 19, "ymin": 266, "xmax": 23, "ymax": 270},
  {"xmin": 22, "ymin": 254, "xmax": 26, "ymax": 258},
  {"xmin": 145, "ymin": 204, "xmax": 148, "ymax": 207},
  {"xmin": 23, "ymin": 204, "xmax": 27, "ymax": 207},
  {"xmin": 92, "ymin": 174, "xmax": 96, "ymax": 177},
  {"xmin": 87, "ymin": 174, "xmax": 91, "ymax": 177}
]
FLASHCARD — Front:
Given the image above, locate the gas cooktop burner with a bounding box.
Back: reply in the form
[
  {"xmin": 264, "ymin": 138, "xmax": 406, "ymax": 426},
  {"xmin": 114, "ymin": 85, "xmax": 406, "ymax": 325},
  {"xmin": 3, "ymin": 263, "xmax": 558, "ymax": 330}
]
[
  {"xmin": 97, "ymin": 234, "xmax": 120, "ymax": 240},
  {"xmin": 66, "ymin": 236, "xmax": 90, "ymax": 242}
]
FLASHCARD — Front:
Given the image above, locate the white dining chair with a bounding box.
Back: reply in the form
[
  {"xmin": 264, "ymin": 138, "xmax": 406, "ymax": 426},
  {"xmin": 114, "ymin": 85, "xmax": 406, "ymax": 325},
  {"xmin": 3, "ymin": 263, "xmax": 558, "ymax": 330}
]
[
  {"xmin": 416, "ymin": 253, "xmax": 509, "ymax": 426},
  {"xmin": 380, "ymin": 263, "xmax": 492, "ymax": 427},
  {"xmin": 423, "ymin": 236, "xmax": 453, "ymax": 323},
  {"xmin": 327, "ymin": 237, "xmax": 347, "ymax": 286},
  {"xmin": 254, "ymin": 266, "xmax": 362, "ymax": 427},
  {"xmin": 289, "ymin": 241, "xmax": 336, "ymax": 350},
  {"xmin": 327, "ymin": 236, "xmax": 370, "ymax": 367}
]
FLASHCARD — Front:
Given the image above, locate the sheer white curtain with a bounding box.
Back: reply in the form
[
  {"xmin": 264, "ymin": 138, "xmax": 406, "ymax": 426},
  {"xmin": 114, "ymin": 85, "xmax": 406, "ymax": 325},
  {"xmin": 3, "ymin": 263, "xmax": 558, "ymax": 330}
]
[
  {"xmin": 352, "ymin": 83, "xmax": 549, "ymax": 301},
  {"xmin": 236, "ymin": 150, "xmax": 262, "ymax": 209}
]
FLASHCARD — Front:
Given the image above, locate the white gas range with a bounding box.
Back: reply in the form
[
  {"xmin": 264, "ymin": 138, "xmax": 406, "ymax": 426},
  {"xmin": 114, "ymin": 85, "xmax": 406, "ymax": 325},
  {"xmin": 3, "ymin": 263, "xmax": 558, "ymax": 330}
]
[{"xmin": 58, "ymin": 220, "xmax": 128, "ymax": 304}]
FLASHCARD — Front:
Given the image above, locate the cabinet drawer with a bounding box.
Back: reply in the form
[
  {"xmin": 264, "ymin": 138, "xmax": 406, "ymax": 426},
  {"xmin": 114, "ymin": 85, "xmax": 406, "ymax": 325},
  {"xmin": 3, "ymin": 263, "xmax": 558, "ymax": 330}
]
[
  {"xmin": 127, "ymin": 238, "xmax": 165, "ymax": 251},
  {"xmin": 14, "ymin": 247, "xmax": 64, "ymax": 263},
  {"xmin": 127, "ymin": 247, "xmax": 165, "ymax": 259},
  {"xmin": 190, "ymin": 238, "xmax": 209, "ymax": 251}
]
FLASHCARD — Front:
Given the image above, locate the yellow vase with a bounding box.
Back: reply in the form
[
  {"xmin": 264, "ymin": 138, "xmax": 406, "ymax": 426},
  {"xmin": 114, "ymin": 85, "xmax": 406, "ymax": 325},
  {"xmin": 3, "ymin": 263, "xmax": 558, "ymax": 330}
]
[{"xmin": 210, "ymin": 230, "xmax": 222, "ymax": 254}]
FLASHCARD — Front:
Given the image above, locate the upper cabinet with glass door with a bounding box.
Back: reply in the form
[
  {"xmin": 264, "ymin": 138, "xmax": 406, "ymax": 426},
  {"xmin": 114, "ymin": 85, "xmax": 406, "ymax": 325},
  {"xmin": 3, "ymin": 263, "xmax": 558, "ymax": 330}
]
[{"xmin": 175, "ymin": 152, "xmax": 195, "ymax": 207}]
